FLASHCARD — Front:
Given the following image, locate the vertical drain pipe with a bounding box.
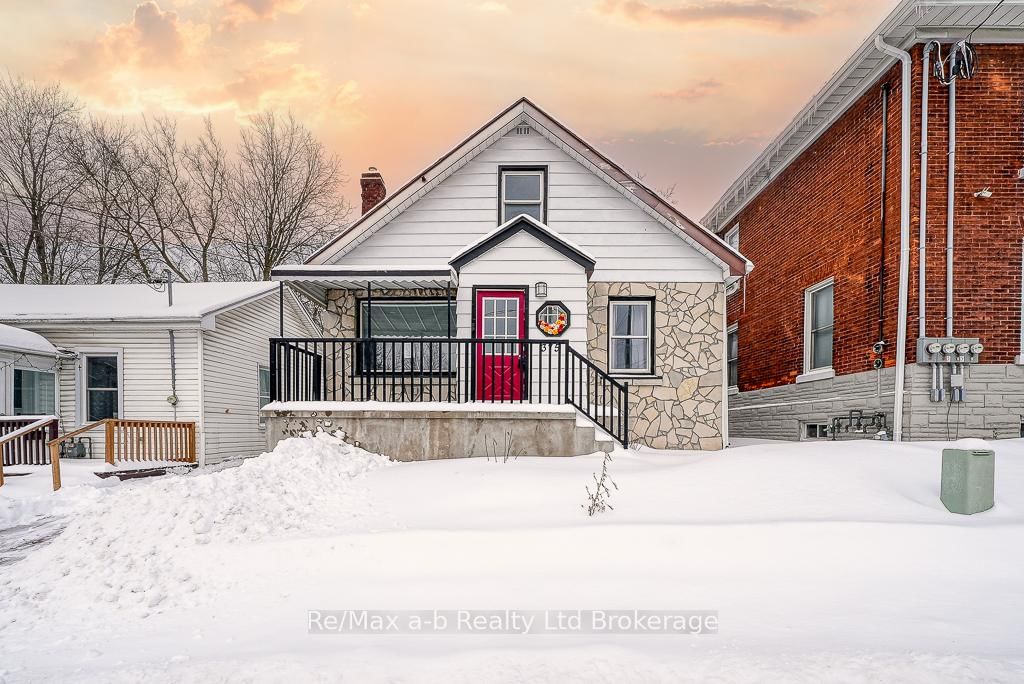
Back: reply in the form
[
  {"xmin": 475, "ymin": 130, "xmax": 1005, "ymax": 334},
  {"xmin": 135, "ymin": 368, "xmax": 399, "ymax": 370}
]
[
  {"xmin": 875, "ymin": 36, "xmax": 913, "ymax": 443},
  {"xmin": 878, "ymin": 84, "xmax": 891, "ymax": 348},
  {"xmin": 945, "ymin": 78, "xmax": 957, "ymax": 337},
  {"xmin": 920, "ymin": 42, "xmax": 935, "ymax": 339}
]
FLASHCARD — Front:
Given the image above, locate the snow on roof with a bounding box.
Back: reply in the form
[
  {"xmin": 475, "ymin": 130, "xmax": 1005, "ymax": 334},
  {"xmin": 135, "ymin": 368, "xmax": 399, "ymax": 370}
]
[
  {"xmin": 0, "ymin": 282, "xmax": 279, "ymax": 323},
  {"xmin": 0, "ymin": 323, "xmax": 57, "ymax": 355},
  {"xmin": 448, "ymin": 213, "xmax": 597, "ymax": 270}
]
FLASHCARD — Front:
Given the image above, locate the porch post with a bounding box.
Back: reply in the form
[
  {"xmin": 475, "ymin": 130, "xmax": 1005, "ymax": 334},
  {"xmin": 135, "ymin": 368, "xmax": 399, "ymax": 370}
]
[
  {"xmin": 446, "ymin": 281, "xmax": 452, "ymax": 338},
  {"xmin": 365, "ymin": 281, "xmax": 372, "ymax": 337},
  {"xmin": 278, "ymin": 281, "xmax": 284, "ymax": 337}
]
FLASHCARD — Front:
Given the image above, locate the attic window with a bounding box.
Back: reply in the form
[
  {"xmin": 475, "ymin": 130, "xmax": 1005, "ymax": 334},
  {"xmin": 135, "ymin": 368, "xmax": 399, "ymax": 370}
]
[{"xmin": 500, "ymin": 168, "xmax": 546, "ymax": 223}]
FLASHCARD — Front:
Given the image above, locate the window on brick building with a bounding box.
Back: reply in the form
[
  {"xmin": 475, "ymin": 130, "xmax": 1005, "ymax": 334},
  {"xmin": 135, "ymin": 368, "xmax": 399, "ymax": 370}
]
[
  {"xmin": 804, "ymin": 279, "xmax": 834, "ymax": 373},
  {"xmin": 727, "ymin": 325, "xmax": 739, "ymax": 389},
  {"xmin": 724, "ymin": 224, "xmax": 739, "ymax": 251}
]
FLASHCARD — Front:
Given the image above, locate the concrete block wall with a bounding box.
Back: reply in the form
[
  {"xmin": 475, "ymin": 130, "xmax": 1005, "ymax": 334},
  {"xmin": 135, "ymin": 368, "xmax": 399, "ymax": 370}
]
[{"xmin": 730, "ymin": 364, "xmax": 1024, "ymax": 442}]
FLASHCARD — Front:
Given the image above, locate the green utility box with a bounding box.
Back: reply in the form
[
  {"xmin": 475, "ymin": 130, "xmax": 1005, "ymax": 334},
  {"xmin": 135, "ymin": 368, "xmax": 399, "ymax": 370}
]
[{"xmin": 940, "ymin": 448, "xmax": 995, "ymax": 515}]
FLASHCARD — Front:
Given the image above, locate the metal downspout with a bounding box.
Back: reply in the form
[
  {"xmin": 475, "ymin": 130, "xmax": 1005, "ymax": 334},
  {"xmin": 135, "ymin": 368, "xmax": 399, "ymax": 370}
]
[
  {"xmin": 946, "ymin": 78, "xmax": 957, "ymax": 337},
  {"xmin": 874, "ymin": 36, "xmax": 912, "ymax": 443},
  {"xmin": 920, "ymin": 43, "xmax": 935, "ymax": 339}
]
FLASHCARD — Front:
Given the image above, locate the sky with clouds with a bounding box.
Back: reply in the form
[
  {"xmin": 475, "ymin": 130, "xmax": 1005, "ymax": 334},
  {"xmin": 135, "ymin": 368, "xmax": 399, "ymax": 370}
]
[{"xmin": 1, "ymin": 0, "xmax": 895, "ymax": 218}]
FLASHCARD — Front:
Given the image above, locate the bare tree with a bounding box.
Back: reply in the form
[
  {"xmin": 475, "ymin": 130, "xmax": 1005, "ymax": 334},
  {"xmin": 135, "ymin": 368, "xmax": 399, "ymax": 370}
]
[
  {"xmin": 69, "ymin": 117, "xmax": 140, "ymax": 283},
  {"xmin": 231, "ymin": 112, "xmax": 349, "ymax": 280},
  {"xmin": 132, "ymin": 116, "xmax": 233, "ymax": 281},
  {"xmin": 0, "ymin": 76, "xmax": 86, "ymax": 283}
]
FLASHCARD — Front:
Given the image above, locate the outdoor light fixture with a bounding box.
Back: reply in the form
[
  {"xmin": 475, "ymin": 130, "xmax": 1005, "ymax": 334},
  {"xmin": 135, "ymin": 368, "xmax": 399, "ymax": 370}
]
[{"xmin": 535, "ymin": 282, "xmax": 548, "ymax": 298}]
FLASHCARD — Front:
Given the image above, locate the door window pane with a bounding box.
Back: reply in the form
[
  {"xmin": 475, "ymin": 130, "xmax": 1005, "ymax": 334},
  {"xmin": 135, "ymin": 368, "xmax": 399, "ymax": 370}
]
[{"xmin": 13, "ymin": 369, "xmax": 56, "ymax": 415}]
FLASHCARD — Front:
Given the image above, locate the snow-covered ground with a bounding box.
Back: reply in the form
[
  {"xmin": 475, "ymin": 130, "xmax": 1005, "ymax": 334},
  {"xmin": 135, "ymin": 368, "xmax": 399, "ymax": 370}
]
[{"xmin": 1, "ymin": 432, "xmax": 1023, "ymax": 683}]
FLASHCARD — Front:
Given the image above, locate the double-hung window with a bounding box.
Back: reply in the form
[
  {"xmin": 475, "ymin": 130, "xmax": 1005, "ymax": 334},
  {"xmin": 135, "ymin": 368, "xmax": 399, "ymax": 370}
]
[
  {"xmin": 727, "ymin": 325, "xmax": 739, "ymax": 389},
  {"xmin": 500, "ymin": 168, "xmax": 545, "ymax": 223},
  {"xmin": 82, "ymin": 352, "xmax": 120, "ymax": 421},
  {"xmin": 804, "ymin": 279, "xmax": 834, "ymax": 373},
  {"xmin": 609, "ymin": 298, "xmax": 654, "ymax": 375},
  {"xmin": 358, "ymin": 299, "xmax": 456, "ymax": 373},
  {"xmin": 13, "ymin": 368, "xmax": 56, "ymax": 415}
]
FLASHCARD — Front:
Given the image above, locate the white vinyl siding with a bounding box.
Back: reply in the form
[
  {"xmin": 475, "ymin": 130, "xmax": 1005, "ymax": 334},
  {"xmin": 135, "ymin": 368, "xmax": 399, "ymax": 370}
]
[
  {"xmin": 456, "ymin": 230, "xmax": 588, "ymax": 355},
  {"xmin": 26, "ymin": 326, "xmax": 202, "ymax": 459},
  {"xmin": 336, "ymin": 130, "xmax": 722, "ymax": 282},
  {"xmin": 15, "ymin": 291, "xmax": 313, "ymax": 463},
  {"xmin": 201, "ymin": 292, "xmax": 314, "ymax": 463}
]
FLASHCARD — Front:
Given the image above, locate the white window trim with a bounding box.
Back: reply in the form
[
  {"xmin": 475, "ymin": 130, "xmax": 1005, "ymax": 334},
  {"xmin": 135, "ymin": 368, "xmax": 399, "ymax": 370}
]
[
  {"xmin": 12, "ymin": 364, "xmax": 58, "ymax": 416},
  {"xmin": 799, "ymin": 278, "xmax": 834, "ymax": 382},
  {"xmin": 608, "ymin": 299, "xmax": 654, "ymax": 376},
  {"xmin": 257, "ymin": 363, "xmax": 271, "ymax": 427},
  {"xmin": 724, "ymin": 224, "xmax": 739, "ymax": 251},
  {"xmin": 501, "ymin": 169, "xmax": 545, "ymax": 222},
  {"xmin": 76, "ymin": 348, "xmax": 124, "ymax": 425},
  {"xmin": 726, "ymin": 323, "xmax": 739, "ymax": 392}
]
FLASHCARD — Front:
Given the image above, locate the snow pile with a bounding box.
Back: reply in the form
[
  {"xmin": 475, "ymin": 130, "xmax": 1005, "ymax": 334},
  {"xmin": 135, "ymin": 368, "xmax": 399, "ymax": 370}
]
[{"xmin": 0, "ymin": 431, "xmax": 391, "ymax": 624}]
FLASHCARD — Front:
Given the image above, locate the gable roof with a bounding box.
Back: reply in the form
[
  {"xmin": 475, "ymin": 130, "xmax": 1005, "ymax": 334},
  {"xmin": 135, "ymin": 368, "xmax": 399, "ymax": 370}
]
[
  {"xmin": 449, "ymin": 214, "xmax": 596, "ymax": 275},
  {"xmin": 702, "ymin": 0, "xmax": 1024, "ymax": 232},
  {"xmin": 308, "ymin": 97, "xmax": 751, "ymax": 277},
  {"xmin": 0, "ymin": 282, "xmax": 280, "ymax": 324}
]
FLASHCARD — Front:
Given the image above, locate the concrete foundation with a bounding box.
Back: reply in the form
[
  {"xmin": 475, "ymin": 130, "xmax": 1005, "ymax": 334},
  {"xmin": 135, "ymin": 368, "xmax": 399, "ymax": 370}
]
[
  {"xmin": 263, "ymin": 403, "xmax": 613, "ymax": 460},
  {"xmin": 730, "ymin": 364, "xmax": 1024, "ymax": 442}
]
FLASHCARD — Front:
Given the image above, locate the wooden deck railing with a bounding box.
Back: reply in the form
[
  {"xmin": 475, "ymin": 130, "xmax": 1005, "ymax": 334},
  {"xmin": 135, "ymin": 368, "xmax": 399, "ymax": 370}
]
[
  {"xmin": 104, "ymin": 419, "xmax": 196, "ymax": 464},
  {"xmin": 46, "ymin": 418, "xmax": 197, "ymax": 491},
  {"xmin": 1, "ymin": 415, "xmax": 59, "ymax": 466},
  {"xmin": 0, "ymin": 416, "xmax": 59, "ymax": 488}
]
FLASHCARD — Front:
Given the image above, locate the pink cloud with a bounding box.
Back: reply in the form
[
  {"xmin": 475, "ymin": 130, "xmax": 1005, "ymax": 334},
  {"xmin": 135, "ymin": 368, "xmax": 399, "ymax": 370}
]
[
  {"xmin": 596, "ymin": 0, "xmax": 819, "ymax": 30},
  {"xmin": 653, "ymin": 78, "xmax": 724, "ymax": 100}
]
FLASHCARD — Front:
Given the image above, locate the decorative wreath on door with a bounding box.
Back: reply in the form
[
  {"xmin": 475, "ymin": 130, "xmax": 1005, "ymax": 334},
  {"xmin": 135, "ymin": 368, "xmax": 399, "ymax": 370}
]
[{"xmin": 536, "ymin": 301, "xmax": 570, "ymax": 337}]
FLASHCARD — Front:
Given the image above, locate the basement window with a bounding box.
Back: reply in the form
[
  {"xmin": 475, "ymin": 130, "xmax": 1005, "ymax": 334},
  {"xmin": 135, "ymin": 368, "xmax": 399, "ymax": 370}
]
[{"xmin": 803, "ymin": 423, "xmax": 831, "ymax": 440}]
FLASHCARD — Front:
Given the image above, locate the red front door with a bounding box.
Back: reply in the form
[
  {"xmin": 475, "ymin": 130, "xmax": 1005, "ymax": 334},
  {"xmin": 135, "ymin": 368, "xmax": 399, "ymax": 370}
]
[{"xmin": 475, "ymin": 289, "xmax": 526, "ymax": 401}]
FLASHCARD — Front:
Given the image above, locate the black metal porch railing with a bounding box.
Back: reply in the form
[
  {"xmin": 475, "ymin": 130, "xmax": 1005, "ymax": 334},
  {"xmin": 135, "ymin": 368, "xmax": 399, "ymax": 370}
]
[{"xmin": 269, "ymin": 337, "xmax": 630, "ymax": 447}]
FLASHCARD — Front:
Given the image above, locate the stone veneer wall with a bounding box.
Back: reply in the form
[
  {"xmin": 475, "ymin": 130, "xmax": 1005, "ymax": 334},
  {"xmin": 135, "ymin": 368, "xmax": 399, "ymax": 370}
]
[{"xmin": 587, "ymin": 282, "xmax": 725, "ymax": 450}]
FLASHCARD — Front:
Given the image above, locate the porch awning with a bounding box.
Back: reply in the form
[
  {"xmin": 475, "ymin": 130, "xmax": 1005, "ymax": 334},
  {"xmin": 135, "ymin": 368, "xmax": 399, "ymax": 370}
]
[{"xmin": 271, "ymin": 264, "xmax": 456, "ymax": 301}]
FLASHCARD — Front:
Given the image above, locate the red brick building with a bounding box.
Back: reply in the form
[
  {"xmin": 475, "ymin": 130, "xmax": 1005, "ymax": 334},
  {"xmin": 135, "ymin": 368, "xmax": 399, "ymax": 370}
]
[{"xmin": 704, "ymin": 1, "xmax": 1024, "ymax": 441}]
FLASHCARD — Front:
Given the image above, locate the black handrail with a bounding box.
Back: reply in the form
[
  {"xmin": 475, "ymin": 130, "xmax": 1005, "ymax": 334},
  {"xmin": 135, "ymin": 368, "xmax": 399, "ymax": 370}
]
[
  {"xmin": 269, "ymin": 337, "xmax": 630, "ymax": 448},
  {"xmin": 565, "ymin": 346, "xmax": 629, "ymax": 448}
]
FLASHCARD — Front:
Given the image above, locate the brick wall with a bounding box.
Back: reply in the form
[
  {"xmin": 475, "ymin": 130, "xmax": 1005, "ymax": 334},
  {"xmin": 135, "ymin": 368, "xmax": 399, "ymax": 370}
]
[{"xmin": 727, "ymin": 44, "xmax": 1024, "ymax": 391}]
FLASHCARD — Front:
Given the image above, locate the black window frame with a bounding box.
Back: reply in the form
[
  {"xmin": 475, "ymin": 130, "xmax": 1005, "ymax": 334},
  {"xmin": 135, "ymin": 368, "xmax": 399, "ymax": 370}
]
[
  {"xmin": 607, "ymin": 296, "xmax": 656, "ymax": 376},
  {"xmin": 727, "ymin": 325, "xmax": 739, "ymax": 389},
  {"xmin": 498, "ymin": 165, "xmax": 548, "ymax": 224},
  {"xmin": 355, "ymin": 297, "xmax": 457, "ymax": 377}
]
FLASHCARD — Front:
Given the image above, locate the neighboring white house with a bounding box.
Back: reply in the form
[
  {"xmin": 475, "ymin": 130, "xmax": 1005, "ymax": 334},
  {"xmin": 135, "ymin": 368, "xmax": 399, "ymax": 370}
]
[
  {"xmin": 0, "ymin": 323, "xmax": 60, "ymax": 417},
  {"xmin": 0, "ymin": 282, "xmax": 317, "ymax": 464},
  {"xmin": 269, "ymin": 98, "xmax": 751, "ymax": 453}
]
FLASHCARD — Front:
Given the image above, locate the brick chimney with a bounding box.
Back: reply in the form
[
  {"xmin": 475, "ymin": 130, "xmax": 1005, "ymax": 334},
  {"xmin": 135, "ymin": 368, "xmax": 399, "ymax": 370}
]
[{"xmin": 360, "ymin": 167, "xmax": 386, "ymax": 214}]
